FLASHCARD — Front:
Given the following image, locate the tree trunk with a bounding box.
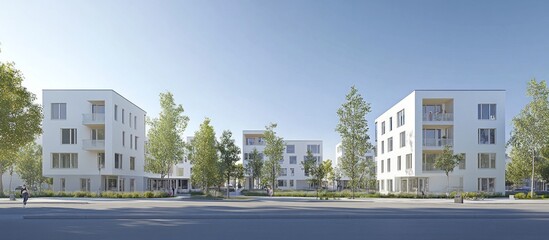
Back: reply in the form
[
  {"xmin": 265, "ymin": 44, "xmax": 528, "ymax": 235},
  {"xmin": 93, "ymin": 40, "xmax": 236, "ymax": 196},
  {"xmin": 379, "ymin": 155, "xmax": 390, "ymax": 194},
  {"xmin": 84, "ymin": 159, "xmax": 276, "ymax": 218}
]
[
  {"xmin": 531, "ymin": 153, "xmax": 535, "ymax": 197},
  {"xmin": 227, "ymin": 175, "xmax": 230, "ymax": 199}
]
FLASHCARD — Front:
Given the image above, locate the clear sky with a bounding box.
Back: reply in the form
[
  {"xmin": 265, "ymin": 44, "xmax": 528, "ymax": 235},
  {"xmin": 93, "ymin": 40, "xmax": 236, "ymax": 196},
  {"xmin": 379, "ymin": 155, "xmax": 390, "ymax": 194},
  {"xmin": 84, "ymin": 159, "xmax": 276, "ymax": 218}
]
[{"xmin": 1, "ymin": 0, "xmax": 549, "ymax": 161}]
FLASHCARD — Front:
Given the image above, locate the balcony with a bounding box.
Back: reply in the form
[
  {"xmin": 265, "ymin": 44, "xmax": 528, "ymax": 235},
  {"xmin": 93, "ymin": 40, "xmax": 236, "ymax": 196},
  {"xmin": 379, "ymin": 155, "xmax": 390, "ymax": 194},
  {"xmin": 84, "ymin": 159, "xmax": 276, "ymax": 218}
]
[
  {"xmin": 423, "ymin": 138, "xmax": 453, "ymax": 148},
  {"xmin": 82, "ymin": 113, "xmax": 105, "ymax": 125},
  {"xmin": 422, "ymin": 113, "xmax": 453, "ymax": 122},
  {"xmin": 83, "ymin": 140, "xmax": 105, "ymax": 151}
]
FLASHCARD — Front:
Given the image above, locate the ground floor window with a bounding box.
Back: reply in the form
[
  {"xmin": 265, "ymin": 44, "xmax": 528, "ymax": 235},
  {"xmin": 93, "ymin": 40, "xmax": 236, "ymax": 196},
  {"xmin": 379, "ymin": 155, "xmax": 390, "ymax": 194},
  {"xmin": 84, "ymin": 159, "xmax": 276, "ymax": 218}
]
[
  {"xmin": 60, "ymin": 178, "xmax": 66, "ymax": 192},
  {"xmin": 289, "ymin": 180, "xmax": 294, "ymax": 187},
  {"xmin": 80, "ymin": 178, "xmax": 90, "ymax": 192},
  {"xmin": 130, "ymin": 179, "xmax": 135, "ymax": 192},
  {"xmin": 380, "ymin": 180, "xmax": 385, "ymax": 191},
  {"xmin": 107, "ymin": 178, "xmax": 118, "ymax": 191},
  {"xmin": 478, "ymin": 178, "xmax": 495, "ymax": 192},
  {"xmin": 387, "ymin": 179, "xmax": 393, "ymax": 192},
  {"xmin": 278, "ymin": 180, "xmax": 287, "ymax": 187}
]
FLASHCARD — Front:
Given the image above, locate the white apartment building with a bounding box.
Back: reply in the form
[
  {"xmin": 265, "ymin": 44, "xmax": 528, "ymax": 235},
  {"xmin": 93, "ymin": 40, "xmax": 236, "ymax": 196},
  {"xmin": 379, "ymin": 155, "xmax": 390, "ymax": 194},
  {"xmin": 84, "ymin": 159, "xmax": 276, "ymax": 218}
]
[
  {"xmin": 334, "ymin": 142, "xmax": 375, "ymax": 190},
  {"xmin": 375, "ymin": 90, "xmax": 505, "ymax": 194},
  {"xmin": 242, "ymin": 130, "xmax": 322, "ymax": 190},
  {"xmin": 42, "ymin": 90, "xmax": 147, "ymax": 192},
  {"xmin": 146, "ymin": 136, "xmax": 193, "ymax": 193}
]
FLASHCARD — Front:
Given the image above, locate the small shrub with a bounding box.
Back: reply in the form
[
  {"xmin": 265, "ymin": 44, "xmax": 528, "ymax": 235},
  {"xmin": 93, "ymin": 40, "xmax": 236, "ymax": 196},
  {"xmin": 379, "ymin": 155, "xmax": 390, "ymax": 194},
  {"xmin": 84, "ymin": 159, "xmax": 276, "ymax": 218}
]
[
  {"xmin": 143, "ymin": 191, "xmax": 154, "ymax": 198},
  {"xmin": 515, "ymin": 192, "xmax": 526, "ymax": 199}
]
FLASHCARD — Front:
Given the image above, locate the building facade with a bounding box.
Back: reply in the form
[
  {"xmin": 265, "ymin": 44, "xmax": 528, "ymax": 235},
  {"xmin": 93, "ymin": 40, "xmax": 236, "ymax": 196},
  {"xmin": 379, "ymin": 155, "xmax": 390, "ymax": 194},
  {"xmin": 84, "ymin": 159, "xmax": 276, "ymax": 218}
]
[
  {"xmin": 42, "ymin": 89, "xmax": 147, "ymax": 192},
  {"xmin": 375, "ymin": 90, "xmax": 505, "ymax": 194},
  {"xmin": 334, "ymin": 142, "xmax": 375, "ymax": 190},
  {"xmin": 242, "ymin": 130, "xmax": 322, "ymax": 190}
]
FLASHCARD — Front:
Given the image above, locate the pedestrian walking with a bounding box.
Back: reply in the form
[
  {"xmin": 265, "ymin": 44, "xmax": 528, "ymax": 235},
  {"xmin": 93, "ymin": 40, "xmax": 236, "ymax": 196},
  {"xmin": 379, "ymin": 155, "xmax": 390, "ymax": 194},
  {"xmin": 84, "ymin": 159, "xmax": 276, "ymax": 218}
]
[{"xmin": 21, "ymin": 185, "xmax": 29, "ymax": 207}]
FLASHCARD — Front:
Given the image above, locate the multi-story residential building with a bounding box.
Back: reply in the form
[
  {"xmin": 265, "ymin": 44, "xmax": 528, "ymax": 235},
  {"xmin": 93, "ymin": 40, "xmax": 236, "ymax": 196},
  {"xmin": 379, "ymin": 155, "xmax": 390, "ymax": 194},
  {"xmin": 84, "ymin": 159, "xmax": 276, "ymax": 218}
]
[
  {"xmin": 42, "ymin": 90, "xmax": 146, "ymax": 192},
  {"xmin": 242, "ymin": 130, "xmax": 322, "ymax": 190},
  {"xmin": 146, "ymin": 136, "xmax": 193, "ymax": 193},
  {"xmin": 334, "ymin": 142, "xmax": 375, "ymax": 190},
  {"xmin": 375, "ymin": 90, "xmax": 505, "ymax": 194}
]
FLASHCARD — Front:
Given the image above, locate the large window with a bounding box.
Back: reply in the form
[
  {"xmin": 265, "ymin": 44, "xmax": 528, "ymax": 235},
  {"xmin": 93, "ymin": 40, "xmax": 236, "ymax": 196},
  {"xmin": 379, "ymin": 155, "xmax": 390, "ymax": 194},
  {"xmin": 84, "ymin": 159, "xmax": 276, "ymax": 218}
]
[
  {"xmin": 400, "ymin": 131, "xmax": 406, "ymax": 148},
  {"xmin": 388, "ymin": 137, "xmax": 393, "ymax": 152},
  {"xmin": 80, "ymin": 178, "xmax": 90, "ymax": 192},
  {"xmin": 98, "ymin": 153, "xmax": 105, "ymax": 168},
  {"xmin": 381, "ymin": 121, "xmax": 386, "ymax": 135},
  {"xmin": 478, "ymin": 153, "xmax": 496, "ymax": 169},
  {"xmin": 279, "ymin": 168, "xmax": 287, "ymax": 176},
  {"xmin": 61, "ymin": 128, "xmax": 77, "ymax": 144},
  {"xmin": 278, "ymin": 180, "xmax": 287, "ymax": 187},
  {"xmin": 406, "ymin": 154, "xmax": 412, "ymax": 169},
  {"xmin": 478, "ymin": 178, "xmax": 495, "ymax": 192},
  {"xmin": 397, "ymin": 109, "xmax": 405, "ymax": 127},
  {"xmin": 290, "ymin": 156, "xmax": 297, "ymax": 164},
  {"xmin": 478, "ymin": 104, "xmax": 496, "ymax": 120},
  {"xmin": 286, "ymin": 145, "xmax": 295, "ymax": 153},
  {"xmin": 422, "ymin": 153, "xmax": 440, "ymax": 171},
  {"xmin": 387, "ymin": 158, "xmax": 391, "ymax": 172},
  {"xmin": 397, "ymin": 156, "xmax": 402, "ymax": 171},
  {"xmin": 51, "ymin": 103, "xmax": 67, "ymax": 120},
  {"xmin": 115, "ymin": 153, "xmax": 123, "ymax": 169},
  {"xmin": 459, "ymin": 154, "xmax": 466, "ymax": 169},
  {"xmin": 303, "ymin": 155, "xmax": 322, "ymax": 164},
  {"xmin": 307, "ymin": 144, "xmax": 321, "ymax": 154},
  {"xmin": 130, "ymin": 157, "xmax": 135, "ymax": 170},
  {"xmin": 52, "ymin": 153, "xmax": 78, "ymax": 168},
  {"xmin": 478, "ymin": 129, "xmax": 496, "ymax": 144},
  {"xmin": 92, "ymin": 129, "xmax": 105, "ymax": 140}
]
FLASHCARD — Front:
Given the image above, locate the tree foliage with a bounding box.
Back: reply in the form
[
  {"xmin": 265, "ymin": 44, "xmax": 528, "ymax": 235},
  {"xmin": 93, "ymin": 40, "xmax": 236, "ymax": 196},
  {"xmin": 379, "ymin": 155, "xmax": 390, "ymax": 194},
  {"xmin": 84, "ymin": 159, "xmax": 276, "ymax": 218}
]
[
  {"xmin": 433, "ymin": 145, "xmax": 464, "ymax": 193},
  {"xmin": 246, "ymin": 148, "xmax": 263, "ymax": 189},
  {"xmin": 16, "ymin": 142, "xmax": 47, "ymax": 191},
  {"xmin": 335, "ymin": 86, "xmax": 372, "ymax": 198},
  {"xmin": 189, "ymin": 118, "xmax": 219, "ymax": 193},
  {"xmin": 508, "ymin": 79, "xmax": 549, "ymax": 195},
  {"xmin": 302, "ymin": 150, "xmax": 327, "ymax": 198},
  {"xmin": 233, "ymin": 163, "xmax": 245, "ymax": 188},
  {"xmin": 145, "ymin": 92, "xmax": 189, "ymax": 179},
  {"xmin": 322, "ymin": 160, "xmax": 334, "ymax": 189},
  {"xmin": 0, "ymin": 55, "xmax": 43, "ymax": 194},
  {"xmin": 218, "ymin": 130, "xmax": 241, "ymax": 198},
  {"xmin": 262, "ymin": 123, "xmax": 284, "ymax": 194}
]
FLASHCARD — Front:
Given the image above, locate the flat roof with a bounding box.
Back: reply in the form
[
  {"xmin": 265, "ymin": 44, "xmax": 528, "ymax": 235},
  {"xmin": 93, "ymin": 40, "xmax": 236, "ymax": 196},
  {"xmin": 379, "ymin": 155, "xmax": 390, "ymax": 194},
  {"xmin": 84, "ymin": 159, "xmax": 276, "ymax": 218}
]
[{"xmin": 43, "ymin": 89, "xmax": 146, "ymax": 113}]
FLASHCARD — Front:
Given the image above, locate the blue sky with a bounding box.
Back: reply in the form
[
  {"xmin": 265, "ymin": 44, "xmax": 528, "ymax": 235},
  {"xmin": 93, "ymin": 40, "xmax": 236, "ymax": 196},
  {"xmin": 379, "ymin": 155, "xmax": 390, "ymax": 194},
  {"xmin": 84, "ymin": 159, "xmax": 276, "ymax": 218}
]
[{"xmin": 1, "ymin": 0, "xmax": 549, "ymax": 161}]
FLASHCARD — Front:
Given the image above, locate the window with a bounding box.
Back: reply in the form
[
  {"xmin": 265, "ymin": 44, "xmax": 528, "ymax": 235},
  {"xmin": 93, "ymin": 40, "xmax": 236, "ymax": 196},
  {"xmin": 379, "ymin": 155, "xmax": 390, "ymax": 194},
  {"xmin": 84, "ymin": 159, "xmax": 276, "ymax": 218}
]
[
  {"xmin": 115, "ymin": 153, "xmax": 123, "ymax": 169},
  {"xmin": 286, "ymin": 145, "xmax": 295, "ymax": 153},
  {"xmin": 388, "ymin": 137, "xmax": 393, "ymax": 152},
  {"xmin": 381, "ymin": 141, "xmax": 385, "ymax": 154},
  {"xmin": 289, "ymin": 180, "xmax": 294, "ymax": 187},
  {"xmin": 122, "ymin": 109, "xmax": 125, "ymax": 124},
  {"xmin": 98, "ymin": 153, "xmax": 105, "ymax": 168},
  {"xmin": 279, "ymin": 168, "xmax": 287, "ymax": 176},
  {"xmin": 381, "ymin": 121, "xmax": 386, "ymax": 135},
  {"xmin": 122, "ymin": 131, "xmax": 125, "ymax": 146},
  {"xmin": 134, "ymin": 116, "xmax": 137, "ymax": 129},
  {"xmin": 406, "ymin": 154, "xmax": 412, "ymax": 169},
  {"xmin": 422, "ymin": 153, "xmax": 440, "ymax": 171},
  {"xmin": 307, "ymin": 144, "xmax": 321, "ymax": 154},
  {"xmin": 397, "ymin": 109, "xmax": 405, "ymax": 127},
  {"xmin": 52, "ymin": 153, "xmax": 78, "ymax": 168},
  {"xmin": 387, "ymin": 158, "xmax": 391, "ymax": 172},
  {"xmin": 130, "ymin": 157, "xmax": 135, "ymax": 170},
  {"xmin": 478, "ymin": 178, "xmax": 495, "ymax": 192},
  {"xmin": 176, "ymin": 167, "xmax": 184, "ymax": 176},
  {"xmin": 135, "ymin": 136, "xmax": 138, "ymax": 150},
  {"xmin": 246, "ymin": 138, "xmax": 255, "ymax": 145},
  {"xmin": 478, "ymin": 129, "xmax": 496, "ymax": 144},
  {"xmin": 130, "ymin": 179, "xmax": 135, "ymax": 192},
  {"xmin": 51, "ymin": 103, "xmax": 67, "ymax": 120},
  {"xmin": 380, "ymin": 180, "xmax": 385, "ymax": 190},
  {"xmin": 129, "ymin": 113, "xmax": 132, "ymax": 127},
  {"xmin": 114, "ymin": 105, "xmax": 118, "ymax": 121},
  {"xmin": 389, "ymin": 117, "xmax": 393, "ymax": 131},
  {"xmin": 397, "ymin": 156, "xmax": 402, "ymax": 171},
  {"xmin": 459, "ymin": 154, "xmax": 466, "ymax": 169},
  {"xmin": 478, "ymin": 153, "xmax": 496, "ymax": 169},
  {"xmin": 61, "ymin": 128, "xmax": 77, "ymax": 144},
  {"xmin": 60, "ymin": 178, "xmax": 66, "ymax": 192},
  {"xmin": 388, "ymin": 179, "xmax": 393, "ymax": 192},
  {"xmin": 400, "ymin": 131, "xmax": 406, "ymax": 148},
  {"xmin": 290, "ymin": 156, "xmax": 297, "ymax": 164},
  {"xmin": 478, "ymin": 104, "xmax": 496, "ymax": 120},
  {"xmin": 381, "ymin": 160, "xmax": 384, "ymax": 173},
  {"xmin": 80, "ymin": 178, "xmax": 90, "ymax": 192},
  {"xmin": 290, "ymin": 168, "xmax": 295, "ymax": 176},
  {"xmin": 374, "ymin": 122, "xmax": 378, "ymax": 143},
  {"xmin": 92, "ymin": 129, "xmax": 105, "ymax": 140},
  {"xmin": 279, "ymin": 158, "xmax": 284, "ymax": 164},
  {"xmin": 130, "ymin": 134, "xmax": 133, "ymax": 149},
  {"xmin": 278, "ymin": 180, "xmax": 287, "ymax": 187}
]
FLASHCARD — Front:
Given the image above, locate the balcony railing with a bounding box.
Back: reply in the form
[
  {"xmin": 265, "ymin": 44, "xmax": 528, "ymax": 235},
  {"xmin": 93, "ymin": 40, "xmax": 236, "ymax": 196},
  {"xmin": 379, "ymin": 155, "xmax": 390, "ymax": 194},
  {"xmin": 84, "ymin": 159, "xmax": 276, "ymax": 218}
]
[
  {"xmin": 423, "ymin": 138, "xmax": 453, "ymax": 147},
  {"xmin": 83, "ymin": 140, "xmax": 105, "ymax": 150},
  {"xmin": 82, "ymin": 113, "xmax": 105, "ymax": 125},
  {"xmin": 423, "ymin": 113, "xmax": 453, "ymax": 122}
]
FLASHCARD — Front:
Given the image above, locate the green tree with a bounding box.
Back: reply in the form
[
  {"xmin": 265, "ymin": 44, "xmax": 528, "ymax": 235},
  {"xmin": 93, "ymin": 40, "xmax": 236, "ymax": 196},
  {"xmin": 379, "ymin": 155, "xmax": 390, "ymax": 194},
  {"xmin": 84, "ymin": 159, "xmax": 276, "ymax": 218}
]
[
  {"xmin": 302, "ymin": 150, "xmax": 327, "ymax": 198},
  {"xmin": 246, "ymin": 148, "xmax": 263, "ymax": 189},
  {"xmin": 189, "ymin": 118, "xmax": 219, "ymax": 194},
  {"xmin": 262, "ymin": 123, "xmax": 284, "ymax": 195},
  {"xmin": 233, "ymin": 163, "xmax": 245, "ymax": 189},
  {"xmin": 336, "ymin": 86, "xmax": 372, "ymax": 198},
  {"xmin": 15, "ymin": 142, "xmax": 46, "ymax": 191},
  {"xmin": 433, "ymin": 145, "xmax": 464, "ymax": 194},
  {"xmin": 145, "ymin": 92, "xmax": 189, "ymax": 191},
  {"xmin": 0, "ymin": 55, "xmax": 43, "ymax": 195},
  {"xmin": 508, "ymin": 79, "xmax": 549, "ymax": 197},
  {"xmin": 218, "ymin": 130, "xmax": 241, "ymax": 198},
  {"xmin": 322, "ymin": 160, "xmax": 334, "ymax": 189}
]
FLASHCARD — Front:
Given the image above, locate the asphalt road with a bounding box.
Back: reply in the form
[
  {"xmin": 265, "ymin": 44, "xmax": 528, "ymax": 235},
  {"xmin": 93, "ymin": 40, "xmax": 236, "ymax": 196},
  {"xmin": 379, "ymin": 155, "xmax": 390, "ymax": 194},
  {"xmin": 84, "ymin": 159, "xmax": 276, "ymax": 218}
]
[{"xmin": 1, "ymin": 198, "xmax": 548, "ymax": 240}]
